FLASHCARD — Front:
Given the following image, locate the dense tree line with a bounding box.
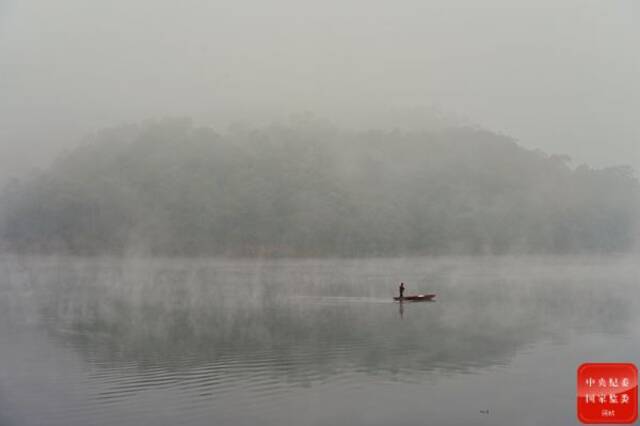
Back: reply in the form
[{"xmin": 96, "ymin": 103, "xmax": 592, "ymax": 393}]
[{"xmin": 1, "ymin": 118, "xmax": 638, "ymax": 256}]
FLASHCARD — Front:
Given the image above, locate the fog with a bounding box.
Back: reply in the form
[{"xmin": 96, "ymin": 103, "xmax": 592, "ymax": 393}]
[
  {"xmin": 1, "ymin": 0, "xmax": 639, "ymax": 184},
  {"xmin": 1, "ymin": 118, "xmax": 637, "ymax": 255},
  {"xmin": 1, "ymin": 255, "xmax": 639, "ymax": 425},
  {"xmin": 2, "ymin": 5, "xmax": 640, "ymax": 423}
]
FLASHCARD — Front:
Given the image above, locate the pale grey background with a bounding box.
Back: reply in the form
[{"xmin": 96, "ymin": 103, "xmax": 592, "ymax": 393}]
[{"xmin": 1, "ymin": 0, "xmax": 638, "ymax": 182}]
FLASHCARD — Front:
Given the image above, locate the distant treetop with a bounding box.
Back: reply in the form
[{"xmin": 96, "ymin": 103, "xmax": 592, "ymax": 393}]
[{"xmin": 1, "ymin": 118, "xmax": 638, "ymax": 256}]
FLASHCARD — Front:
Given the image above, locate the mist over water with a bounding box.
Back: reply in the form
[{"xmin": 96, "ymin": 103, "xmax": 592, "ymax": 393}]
[
  {"xmin": 1, "ymin": 1, "xmax": 639, "ymax": 424},
  {"xmin": 1, "ymin": 255, "xmax": 638, "ymax": 426}
]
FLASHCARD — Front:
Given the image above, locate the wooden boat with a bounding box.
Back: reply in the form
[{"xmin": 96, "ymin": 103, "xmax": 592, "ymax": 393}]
[{"xmin": 393, "ymin": 294, "xmax": 436, "ymax": 302}]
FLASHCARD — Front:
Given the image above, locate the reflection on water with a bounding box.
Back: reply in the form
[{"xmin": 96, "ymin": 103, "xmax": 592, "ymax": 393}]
[{"xmin": 0, "ymin": 256, "xmax": 638, "ymax": 426}]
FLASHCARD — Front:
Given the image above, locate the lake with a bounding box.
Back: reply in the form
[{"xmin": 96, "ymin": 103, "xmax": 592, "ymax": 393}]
[{"xmin": 0, "ymin": 255, "xmax": 638, "ymax": 426}]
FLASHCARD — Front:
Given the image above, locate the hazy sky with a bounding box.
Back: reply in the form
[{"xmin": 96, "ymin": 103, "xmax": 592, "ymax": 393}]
[{"xmin": 1, "ymin": 0, "xmax": 638, "ymax": 181}]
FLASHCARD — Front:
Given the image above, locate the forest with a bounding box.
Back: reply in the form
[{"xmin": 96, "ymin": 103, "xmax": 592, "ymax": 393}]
[{"xmin": 1, "ymin": 118, "xmax": 638, "ymax": 256}]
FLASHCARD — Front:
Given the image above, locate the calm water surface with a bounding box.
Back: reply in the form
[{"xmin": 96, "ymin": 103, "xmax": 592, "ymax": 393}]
[{"xmin": 0, "ymin": 255, "xmax": 638, "ymax": 426}]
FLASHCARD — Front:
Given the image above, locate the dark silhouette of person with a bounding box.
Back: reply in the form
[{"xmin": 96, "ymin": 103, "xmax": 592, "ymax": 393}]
[{"xmin": 399, "ymin": 282, "xmax": 405, "ymax": 299}]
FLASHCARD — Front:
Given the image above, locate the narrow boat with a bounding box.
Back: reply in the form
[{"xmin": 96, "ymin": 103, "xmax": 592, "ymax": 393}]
[{"xmin": 393, "ymin": 294, "xmax": 436, "ymax": 302}]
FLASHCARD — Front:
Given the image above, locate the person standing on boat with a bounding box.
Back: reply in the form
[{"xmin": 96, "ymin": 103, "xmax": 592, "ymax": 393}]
[{"xmin": 399, "ymin": 282, "xmax": 405, "ymax": 299}]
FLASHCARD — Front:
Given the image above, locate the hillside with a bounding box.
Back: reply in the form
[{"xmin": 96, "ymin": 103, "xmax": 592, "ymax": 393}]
[{"xmin": 1, "ymin": 118, "xmax": 638, "ymax": 255}]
